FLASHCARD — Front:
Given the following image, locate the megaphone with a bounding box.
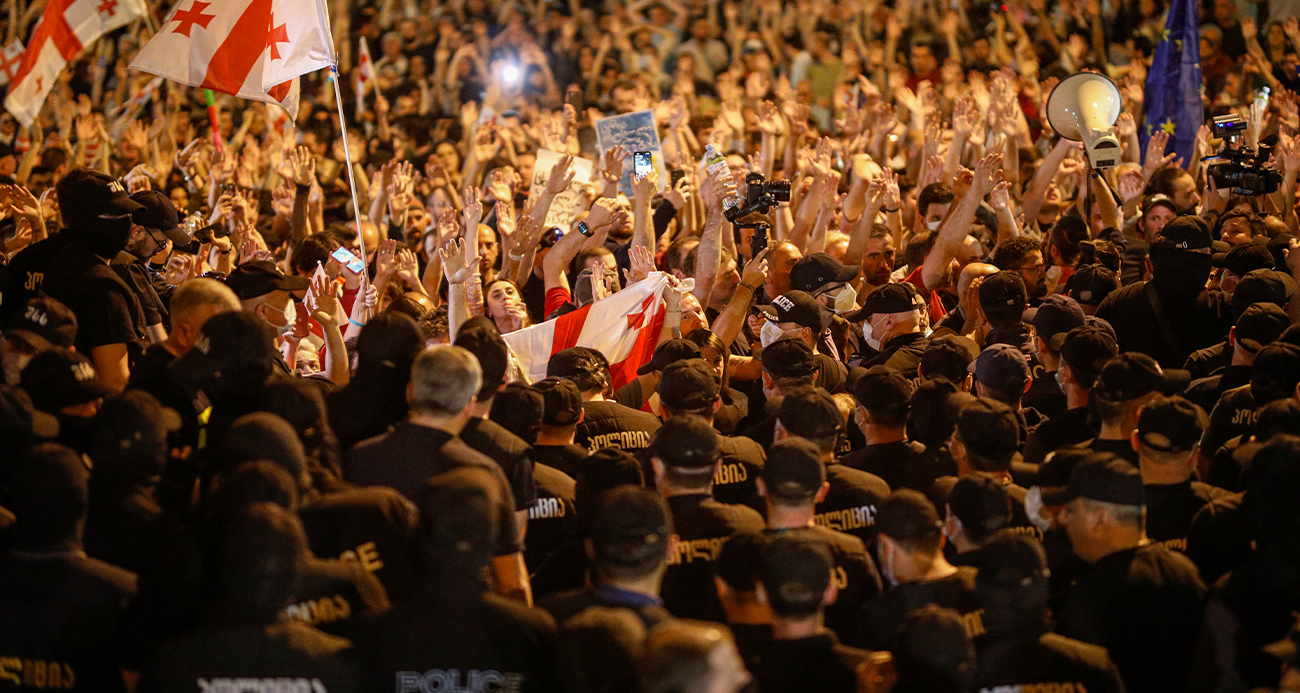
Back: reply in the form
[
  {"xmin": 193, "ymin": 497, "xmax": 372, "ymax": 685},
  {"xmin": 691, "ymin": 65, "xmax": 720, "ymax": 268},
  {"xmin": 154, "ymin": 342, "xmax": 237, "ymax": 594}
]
[{"xmin": 1046, "ymin": 72, "xmax": 1123, "ymax": 169}]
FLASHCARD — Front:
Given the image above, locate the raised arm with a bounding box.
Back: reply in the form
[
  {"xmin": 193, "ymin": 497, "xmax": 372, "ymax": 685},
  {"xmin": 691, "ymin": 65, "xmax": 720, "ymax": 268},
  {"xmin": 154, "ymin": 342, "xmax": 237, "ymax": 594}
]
[{"xmin": 921, "ymin": 153, "xmax": 1003, "ymax": 290}]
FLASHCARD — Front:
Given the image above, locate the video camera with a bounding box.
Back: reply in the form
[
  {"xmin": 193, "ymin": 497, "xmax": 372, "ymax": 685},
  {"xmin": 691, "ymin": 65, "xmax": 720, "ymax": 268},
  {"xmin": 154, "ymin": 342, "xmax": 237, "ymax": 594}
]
[
  {"xmin": 725, "ymin": 172, "xmax": 791, "ymax": 222},
  {"xmin": 1206, "ymin": 114, "xmax": 1282, "ymax": 197}
]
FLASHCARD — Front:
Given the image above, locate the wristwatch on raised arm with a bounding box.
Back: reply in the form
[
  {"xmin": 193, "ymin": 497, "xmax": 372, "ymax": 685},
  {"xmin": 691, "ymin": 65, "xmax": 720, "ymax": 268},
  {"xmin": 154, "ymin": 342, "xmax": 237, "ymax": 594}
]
[{"xmin": 577, "ymin": 221, "xmax": 593, "ymax": 237}]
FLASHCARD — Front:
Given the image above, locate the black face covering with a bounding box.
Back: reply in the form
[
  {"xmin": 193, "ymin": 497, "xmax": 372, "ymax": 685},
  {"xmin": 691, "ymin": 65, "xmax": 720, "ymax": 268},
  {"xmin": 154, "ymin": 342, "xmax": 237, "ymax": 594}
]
[
  {"xmin": 79, "ymin": 214, "xmax": 134, "ymax": 258},
  {"xmin": 1151, "ymin": 249, "xmax": 1213, "ymax": 299}
]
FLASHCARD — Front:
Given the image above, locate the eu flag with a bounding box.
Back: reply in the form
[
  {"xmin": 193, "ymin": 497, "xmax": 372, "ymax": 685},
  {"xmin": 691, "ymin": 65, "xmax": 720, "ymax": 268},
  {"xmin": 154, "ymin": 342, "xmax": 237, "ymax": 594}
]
[{"xmin": 1140, "ymin": 0, "xmax": 1203, "ymax": 164}]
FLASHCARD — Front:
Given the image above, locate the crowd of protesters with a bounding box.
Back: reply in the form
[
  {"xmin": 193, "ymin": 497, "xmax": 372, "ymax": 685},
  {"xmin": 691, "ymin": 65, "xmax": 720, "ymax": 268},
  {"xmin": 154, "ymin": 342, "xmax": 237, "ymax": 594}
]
[{"xmin": 4, "ymin": 0, "xmax": 1300, "ymax": 689}]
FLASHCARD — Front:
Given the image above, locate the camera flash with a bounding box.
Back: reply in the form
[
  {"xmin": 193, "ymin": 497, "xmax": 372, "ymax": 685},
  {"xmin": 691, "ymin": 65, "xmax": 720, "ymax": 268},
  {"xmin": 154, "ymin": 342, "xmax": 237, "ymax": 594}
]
[{"xmin": 502, "ymin": 65, "xmax": 520, "ymax": 84}]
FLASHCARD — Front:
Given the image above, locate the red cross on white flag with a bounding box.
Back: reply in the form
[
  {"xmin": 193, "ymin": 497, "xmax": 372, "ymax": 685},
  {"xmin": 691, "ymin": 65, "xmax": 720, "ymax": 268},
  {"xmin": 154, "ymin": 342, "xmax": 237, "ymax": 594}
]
[
  {"xmin": 3, "ymin": 0, "xmax": 146, "ymax": 126},
  {"xmin": 129, "ymin": 0, "xmax": 335, "ymax": 118},
  {"xmin": 0, "ymin": 40, "xmax": 26, "ymax": 86}
]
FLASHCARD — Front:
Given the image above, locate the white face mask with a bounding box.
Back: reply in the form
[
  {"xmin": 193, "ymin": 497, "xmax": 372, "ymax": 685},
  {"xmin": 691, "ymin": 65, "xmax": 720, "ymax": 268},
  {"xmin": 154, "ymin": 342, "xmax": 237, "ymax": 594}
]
[
  {"xmin": 1024, "ymin": 486, "xmax": 1053, "ymax": 533},
  {"xmin": 830, "ymin": 284, "xmax": 858, "ymax": 315},
  {"xmin": 926, "ymin": 219, "xmax": 942, "ymax": 231},
  {"xmin": 760, "ymin": 320, "xmax": 788, "ymax": 348},
  {"xmin": 268, "ymin": 300, "xmax": 297, "ymax": 337},
  {"xmin": 862, "ymin": 315, "xmax": 887, "ymax": 351}
]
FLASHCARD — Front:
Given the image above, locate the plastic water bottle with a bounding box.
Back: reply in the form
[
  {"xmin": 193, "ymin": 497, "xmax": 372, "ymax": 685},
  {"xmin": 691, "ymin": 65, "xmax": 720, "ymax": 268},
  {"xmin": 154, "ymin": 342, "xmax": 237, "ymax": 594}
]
[{"xmin": 703, "ymin": 144, "xmax": 740, "ymax": 213}]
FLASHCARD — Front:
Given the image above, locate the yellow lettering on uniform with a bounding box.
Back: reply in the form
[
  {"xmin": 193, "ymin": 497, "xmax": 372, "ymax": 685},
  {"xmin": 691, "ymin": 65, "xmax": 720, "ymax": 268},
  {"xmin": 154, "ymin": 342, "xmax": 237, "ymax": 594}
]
[
  {"xmin": 834, "ymin": 566, "xmax": 848, "ymax": 589},
  {"xmin": 0, "ymin": 658, "xmax": 20, "ymax": 685},
  {"xmin": 961, "ymin": 609, "xmax": 986, "ymax": 638},
  {"xmin": 61, "ymin": 664, "xmax": 73, "ymax": 689},
  {"xmin": 32, "ymin": 660, "xmax": 45, "ymax": 689},
  {"xmin": 46, "ymin": 661, "xmax": 60, "ymax": 689},
  {"xmin": 356, "ymin": 541, "xmax": 383, "ymax": 572},
  {"xmin": 334, "ymin": 595, "xmax": 352, "ymax": 620}
]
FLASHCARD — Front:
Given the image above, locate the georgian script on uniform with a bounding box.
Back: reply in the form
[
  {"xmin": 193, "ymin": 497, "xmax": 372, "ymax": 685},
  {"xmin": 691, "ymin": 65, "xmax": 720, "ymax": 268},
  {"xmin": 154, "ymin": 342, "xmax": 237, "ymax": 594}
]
[
  {"xmin": 396, "ymin": 669, "xmax": 525, "ymax": 693},
  {"xmin": 197, "ymin": 678, "xmax": 327, "ymax": 692}
]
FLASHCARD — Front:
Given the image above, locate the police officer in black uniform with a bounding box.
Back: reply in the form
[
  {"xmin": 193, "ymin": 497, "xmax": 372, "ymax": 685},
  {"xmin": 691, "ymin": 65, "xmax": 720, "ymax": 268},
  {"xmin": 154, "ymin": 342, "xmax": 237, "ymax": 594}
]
[{"xmin": 549, "ymin": 347, "xmax": 660, "ymax": 455}]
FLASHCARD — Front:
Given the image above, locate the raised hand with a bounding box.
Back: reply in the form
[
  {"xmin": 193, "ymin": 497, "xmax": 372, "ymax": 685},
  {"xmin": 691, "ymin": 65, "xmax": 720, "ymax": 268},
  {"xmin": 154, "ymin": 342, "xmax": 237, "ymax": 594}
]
[
  {"xmin": 308, "ymin": 273, "xmax": 340, "ymax": 328},
  {"xmin": 287, "ymin": 146, "xmax": 316, "ymax": 187},
  {"xmin": 1143, "ymin": 130, "xmax": 1177, "ymax": 178},
  {"xmin": 1118, "ymin": 169, "xmax": 1145, "ymax": 203},
  {"xmin": 496, "ymin": 200, "xmax": 516, "ymax": 243},
  {"xmin": 988, "ymin": 180, "xmax": 1012, "ymax": 211},
  {"xmin": 545, "ymin": 153, "xmax": 576, "ymax": 195},
  {"xmin": 462, "ymin": 186, "xmax": 483, "ymax": 229},
  {"xmin": 972, "ymin": 152, "xmax": 1004, "ymax": 196},
  {"xmin": 440, "ymin": 237, "xmax": 480, "ymax": 284},
  {"xmin": 623, "ymin": 244, "xmax": 657, "ymax": 285},
  {"xmin": 602, "ymin": 145, "xmax": 627, "ymax": 184},
  {"xmin": 375, "ymin": 238, "xmax": 399, "ymax": 279}
]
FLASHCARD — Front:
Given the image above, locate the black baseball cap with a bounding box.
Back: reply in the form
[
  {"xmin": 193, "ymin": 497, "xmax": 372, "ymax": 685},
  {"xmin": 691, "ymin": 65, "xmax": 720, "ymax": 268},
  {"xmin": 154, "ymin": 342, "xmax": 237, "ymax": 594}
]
[
  {"xmin": 5, "ymin": 297, "xmax": 77, "ymax": 351},
  {"xmin": 1065, "ymin": 264, "xmax": 1120, "ymax": 307},
  {"xmin": 761, "ymin": 338, "xmax": 815, "ymax": 379},
  {"xmin": 978, "ymin": 272, "xmax": 1027, "ymax": 311},
  {"xmin": 1041, "ymin": 453, "xmax": 1144, "ymax": 506},
  {"xmin": 946, "ymin": 475, "xmax": 1012, "ymax": 539},
  {"xmin": 1092, "ymin": 353, "xmax": 1189, "ymax": 404},
  {"xmin": 224, "ymin": 260, "xmax": 311, "ymax": 301},
  {"xmin": 1024, "ymin": 294, "xmax": 1086, "ymax": 351},
  {"xmin": 1153, "ymin": 216, "xmax": 1213, "ymax": 254},
  {"xmin": 920, "ymin": 336, "xmax": 979, "ymax": 383},
  {"xmin": 20, "ymin": 348, "xmax": 114, "ymax": 412},
  {"xmin": 970, "ymin": 344, "xmax": 1031, "ymax": 396},
  {"xmin": 1136, "ymin": 396, "xmax": 1207, "ymax": 454},
  {"xmin": 637, "ymin": 338, "xmax": 700, "ymax": 375},
  {"xmin": 876, "ymin": 489, "xmax": 944, "ymax": 544},
  {"xmin": 589, "ymin": 486, "xmax": 672, "ymax": 556},
  {"xmin": 763, "ymin": 437, "xmax": 826, "ymax": 504},
  {"xmin": 1251, "ymin": 343, "xmax": 1300, "ymax": 405},
  {"xmin": 775, "ymin": 387, "xmax": 842, "ymax": 440},
  {"xmin": 60, "ymin": 171, "xmax": 144, "ymax": 230},
  {"xmin": 954, "ymin": 397, "xmax": 1021, "ymax": 464},
  {"xmin": 853, "ymin": 365, "xmax": 912, "ymax": 415},
  {"xmin": 356, "ymin": 312, "xmax": 424, "ymax": 369},
  {"xmin": 0, "ymin": 384, "xmax": 58, "ymax": 447},
  {"xmin": 548, "ymin": 346, "xmax": 605, "ymax": 381},
  {"xmin": 1033, "ymin": 447, "xmax": 1094, "ymax": 497},
  {"xmin": 130, "ymin": 189, "xmax": 188, "ymax": 244},
  {"xmin": 90, "ymin": 390, "xmax": 182, "ymax": 481},
  {"xmin": 790, "ymin": 252, "xmax": 858, "ymax": 294},
  {"xmin": 417, "ymin": 466, "xmax": 501, "ymax": 558},
  {"xmin": 1058, "ymin": 325, "xmax": 1119, "ymax": 383},
  {"xmin": 649, "ymin": 414, "xmax": 719, "ymax": 470},
  {"xmin": 169, "ymin": 311, "xmax": 279, "ymax": 389},
  {"xmin": 489, "ymin": 383, "xmax": 544, "ymax": 444},
  {"xmin": 1232, "ymin": 269, "xmax": 1297, "ymax": 318},
  {"xmin": 657, "ymin": 359, "xmax": 719, "ymax": 413},
  {"xmin": 535, "ymin": 377, "xmax": 583, "ymax": 426},
  {"xmin": 1234, "ymin": 303, "xmax": 1290, "ymax": 353},
  {"xmin": 760, "ymin": 533, "xmax": 833, "ymax": 616},
  {"xmin": 758, "ymin": 291, "xmax": 826, "ymax": 331},
  {"xmin": 1213, "ymin": 242, "xmax": 1274, "ymax": 277},
  {"xmin": 846, "ymin": 282, "xmax": 923, "ymax": 322}
]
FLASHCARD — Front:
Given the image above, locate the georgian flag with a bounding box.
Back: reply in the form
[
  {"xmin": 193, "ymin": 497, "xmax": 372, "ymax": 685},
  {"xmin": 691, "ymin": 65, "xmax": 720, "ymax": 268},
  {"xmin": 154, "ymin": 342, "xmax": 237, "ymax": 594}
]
[
  {"xmin": 4, "ymin": 0, "xmax": 147, "ymax": 126},
  {"xmin": 504, "ymin": 273, "xmax": 672, "ymax": 390},
  {"xmin": 0, "ymin": 39, "xmax": 27, "ymax": 87},
  {"xmin": 354, "ymin": 36, "xmax": 374, "ymax": 118},
  {"xmin": 129, "ymin": 0, "xmax": 335, "ymax": 118}
]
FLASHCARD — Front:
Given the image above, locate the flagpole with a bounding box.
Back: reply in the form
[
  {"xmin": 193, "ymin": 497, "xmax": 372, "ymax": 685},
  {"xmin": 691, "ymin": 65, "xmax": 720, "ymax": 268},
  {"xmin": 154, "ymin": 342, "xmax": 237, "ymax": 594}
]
[{"xmin": 329, "ymin": 64, "xmax": 370, "ymax": 287}]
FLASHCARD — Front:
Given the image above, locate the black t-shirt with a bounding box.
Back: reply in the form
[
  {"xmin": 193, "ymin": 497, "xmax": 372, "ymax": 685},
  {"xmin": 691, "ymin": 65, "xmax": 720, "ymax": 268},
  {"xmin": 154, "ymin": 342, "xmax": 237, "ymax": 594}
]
[
  {"xmin": 127, "ymin": 344, "xmax": 200, "ymax": 452},
  {"xmin": 138, "ymin": 622, "xmax": 363, "ymax": 693},
  {"xmin": 1184, "ymin": 492, "xmax": 1250, "ymax": 586},
  {"xmin": 574, "ymin": 400, "xmax": 660, "ymax": 454},
  {"xmin": 0, "ymin": 552, "xmax": 138, "ymax": 693},
  {"xmin": 1023, "ymin": 371, "xmax": 1069, "ymax": 419},
  {"xmin": 344, "ymin": 423, "xmax": 522, "ymax": 558},
  {"xmin": 538, "ymin": 586, "xmax": 674, "ymax": 630},
  {"xmin": 283, "ymin": 557, "xmax": 389, "ymax": 641},
  {"xmin": 752, "ymin": 632, "xmax": 875, "ymax": 693},
  {"xmin": 861, "ymin": 332, "xmax": 929, "ymax": 381},
  {"xmin": 41, "ymin": 241, "xmax": 147, "ymax": 356},
  {"xmin": 1184, "ymin": 340, "xmax": 1230, "ymax": 381},
  {"xmin": 712, "ymin": 433, "xmax": 766, "ymax": 509},
  {"xmin": 852, "ymin": 566, "xmax": 983, "ymax": 650},
  {"xmin": 299, "ymin": 486, "xmax": 421, "ymax": 601},
  {"xmin": 326, "ymin": 378, "xmax": 410, "ymax": 455},
  {"xmin": 1056, "ymin": 544, "xmax": 1206, "ymax": 693},
  {"xmin": 531, "ymin": 443, "xmax": 588, "ymax": 479},
  {"xmin": 1024, "ymin": 406, "xmax": 1094, "ymax": 466},
  {"xmin": 974, "ymin": 631, "xmax": 1125, "ymax": 693},
  {"xmin": 461, "ymin": 416, "xmax": 539, "ymax": 511},
  {"xmin": 111, "ymin": 254, "xmax": 166, "ymax": 328},
  {"xmin": 1183, "ymin": 365, "xmax": 1252, "ymax": 417},
  {"xmin": 525, "ymin": 463, "xmax": 577, "ymax": 576},
  {"xmin": 1075, "ymin": 437, "xmax": 1140, "ymax": 465},
  {"xmin": 814, "ymin": 463, "xmax": 891, "ymax": 546},
  {"xmin": 1207, "ymin": 545, "xmax": 1300, "ymax": 689},
  {"xmin": 611, "ymin": 377, "xmax": 646, "ymax": 410},
  {"xmin": 1095, "ymin": 282, "xmax": 1233, "ymax": 369},
  {"xmin": 1145, "ymin": 480, "xmax": 1234, "ymax": 553},
  {"xmin": 661, "ymin": 494, "xmax": 765, "ymax": 620},
  {"xmin": 1202, "ymin": 384, "xmax": 1256, "ymax": 459},
  {"xmin": 764, "ymin": 526, "xmax": 882, "ymax": 639},
  {"xmin": 838, "ymin": 440, "xmax": 944, "ymax": 492},
  {"xmin": 1, "ymin": 232, "xmax": 70, "ymax": 323},
  {"xmin": 351, "ymin": 586, "xmax": 559, "ymax": 693}
]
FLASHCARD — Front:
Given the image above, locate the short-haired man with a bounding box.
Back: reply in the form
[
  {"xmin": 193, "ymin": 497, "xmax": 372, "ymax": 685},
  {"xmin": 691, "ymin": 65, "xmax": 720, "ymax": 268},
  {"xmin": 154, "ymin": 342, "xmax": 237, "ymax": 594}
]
[
  {"xmin": 1051, "ymin": 454, "xmax": 1207, "ymax": 693},
  {"xmin": 852, "ymin": 489, "xmax": 983, "ymax": 650},
  {"xmin": 640, "ymin": 620, "xmax": 752, "ymax": 693},
  {"xmin": 1024, "ymin": 325, "xmax": 1119, "ymax": 466},
  {"xmin": 549, "ymin": 347, "xmax": 660, "ymax": 455},
  {"xmin": 841, "ymin": 365, "xmax": 945, "ymax": 492},
  {"xmin": 1023, "ymin": 294, "xmax": 1087, "ymax": 417},
  {"xmin": 345, "ymin": 346, "xmax": 531, "ymax": 603}
]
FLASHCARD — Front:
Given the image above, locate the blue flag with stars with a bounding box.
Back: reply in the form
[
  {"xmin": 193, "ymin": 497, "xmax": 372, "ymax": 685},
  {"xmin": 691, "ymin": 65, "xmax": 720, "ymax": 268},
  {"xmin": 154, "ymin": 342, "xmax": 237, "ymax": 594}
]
[{"xmin": 1140, "ymin": 0, "xmax": 1203, "ymax": 164}]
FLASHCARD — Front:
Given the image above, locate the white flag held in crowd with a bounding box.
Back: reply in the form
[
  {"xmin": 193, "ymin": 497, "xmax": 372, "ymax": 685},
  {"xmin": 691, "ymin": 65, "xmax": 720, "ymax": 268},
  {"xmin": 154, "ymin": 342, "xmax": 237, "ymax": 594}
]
[
  {"xmin": 0, "ymin": 40, "xmax": 27, "ymax": 87},
  {"xmin": 130, "ymin": 0, "xmax": 335, "ymax": 118},
  {"xmin": 504, "ymin": 273, "xmax": 673, "ymax": 389},
  {"xmin": 354, "ymin": 36, "xmax": 374, "ymax": 118},
  {"xmin": 4, "ymin": 0, "xmax": 146, "ymax": 126}
]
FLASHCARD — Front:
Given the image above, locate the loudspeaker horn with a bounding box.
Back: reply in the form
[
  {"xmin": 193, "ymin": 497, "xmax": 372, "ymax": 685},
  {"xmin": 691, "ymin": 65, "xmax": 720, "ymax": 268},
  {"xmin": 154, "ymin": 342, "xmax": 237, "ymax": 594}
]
[{"xmin": 1046, "ymin": 72, "xmax": 1124, "ymax": 169}]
